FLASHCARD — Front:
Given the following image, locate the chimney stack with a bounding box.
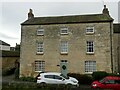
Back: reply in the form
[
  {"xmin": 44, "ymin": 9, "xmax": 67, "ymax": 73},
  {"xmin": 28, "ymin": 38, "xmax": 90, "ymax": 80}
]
[
  {"xmin": 28, "ymin": 9, "xmax": 34, "ymax": 19},
  {"xmin": 102, "ymin": 5, "xmax": 109, "ymax": 15}
]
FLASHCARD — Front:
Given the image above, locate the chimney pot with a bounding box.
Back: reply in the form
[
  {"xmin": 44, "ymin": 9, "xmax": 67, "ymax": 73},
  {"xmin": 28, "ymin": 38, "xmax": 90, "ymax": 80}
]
[{"xmin": 28, "ymin": 9, "xmax": 34, "ymax": 19}]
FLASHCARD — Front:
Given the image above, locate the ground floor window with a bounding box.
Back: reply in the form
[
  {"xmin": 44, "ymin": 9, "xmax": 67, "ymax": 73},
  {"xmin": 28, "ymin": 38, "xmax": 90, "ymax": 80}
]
[
  {"xmin": 35, "ymin": 61, "xmax": 45, "ymax": 72},
  {"xmin": 85, "ymin": 61, "xmax": 96, "ymax": 73}
]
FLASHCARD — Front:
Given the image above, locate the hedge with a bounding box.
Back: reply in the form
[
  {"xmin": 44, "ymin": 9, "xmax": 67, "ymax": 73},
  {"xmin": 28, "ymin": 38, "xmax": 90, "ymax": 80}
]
[
  {"xmin": 2, "ymin": 82, "xmax": 74, "ymax": 90},
  {"xmin": 92, "ymin": 71, "xmax": 108, "ymax": 81},
  {"xmin": 68, "ymin": 73, "xmax": 93, "ymax": 85}
]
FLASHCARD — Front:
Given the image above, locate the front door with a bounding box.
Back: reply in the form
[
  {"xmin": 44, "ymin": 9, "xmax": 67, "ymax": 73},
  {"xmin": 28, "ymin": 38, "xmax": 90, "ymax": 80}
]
[{"xmin": 60, "ymin": 60, "xmax": 68, "ymax": 77}]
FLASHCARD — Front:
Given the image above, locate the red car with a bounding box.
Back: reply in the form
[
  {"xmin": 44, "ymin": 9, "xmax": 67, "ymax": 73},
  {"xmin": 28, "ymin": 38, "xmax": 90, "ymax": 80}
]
[{"xmin": 91, "ymin": 76, "xmax": 120, "ymax": 90}]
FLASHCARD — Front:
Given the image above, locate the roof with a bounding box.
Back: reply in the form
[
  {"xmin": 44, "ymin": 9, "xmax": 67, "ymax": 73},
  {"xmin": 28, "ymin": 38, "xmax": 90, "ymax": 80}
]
[
  {"xmin": 113, "ymin": 23, "xmax": 120, "ymax": 33},
  {"xmin": 0, "ymin": 40, "xmax": 10, "ymax": 46},
  {"xmin": 21, "ymin": 14, "xmax": 113, "ymax": 25}
]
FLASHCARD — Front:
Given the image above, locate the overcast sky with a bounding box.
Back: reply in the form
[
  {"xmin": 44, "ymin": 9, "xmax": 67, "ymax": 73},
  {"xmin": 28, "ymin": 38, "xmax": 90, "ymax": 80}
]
[{"xmin": 0, "ymin": 0, "xmax": 119, "ymax": 47}]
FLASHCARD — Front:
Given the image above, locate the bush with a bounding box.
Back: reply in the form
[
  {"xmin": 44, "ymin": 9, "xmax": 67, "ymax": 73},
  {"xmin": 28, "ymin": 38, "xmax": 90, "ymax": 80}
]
[
  {"xmin": 108, "ymin": 73, "xmax": 120, "ymax": 77},
  {"xmin": 2, "ymin": 67, "xmax": 16, "ymax": 76},
  {"xmin": 68, "ymin": 73, "xmax": 93, "ymax": 85},
  {"xmin": 19, "ymin": 77, "xmax": 36, "ymax": 82},
  {"xmin": 2, "ymin": 82, "xmax": 73, "ymax": 90},
  {"xmin": 92, "ymin": 71, "xmax": 108, "ymax": 80}
]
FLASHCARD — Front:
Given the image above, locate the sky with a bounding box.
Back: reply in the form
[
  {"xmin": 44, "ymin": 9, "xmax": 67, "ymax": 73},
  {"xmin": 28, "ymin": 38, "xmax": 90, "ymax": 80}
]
[{"xmin": 0, "ymin": 0, "xmax": 119, "ymax": 47}]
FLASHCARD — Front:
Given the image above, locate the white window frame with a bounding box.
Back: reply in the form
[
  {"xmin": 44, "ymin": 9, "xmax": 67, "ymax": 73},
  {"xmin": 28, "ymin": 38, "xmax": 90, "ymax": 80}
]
[
  {"xmin": 85, "ymin": 61, "xmax": 96, "ymax": 73},
  {"xmin": 35, "ymin": 60, "xmax": 45, "ymax": 72},
  {"xmin": 37, "ymin": 28, "xmax": 44, "ymax": 36},
  {"xmin": 37, "ymin": 42, "xmax": 44, "ymax": 54},
  {"xmin": 86, "ymin": 41, "xmax": 94, "ymax": 54},
  {"xmin": 86, "ymin": 27, "xmax": 94, "ymax": 34},
  {"xmin": 60, "ymin": 27, "xmax": 68, "ymax": 35},
  {"xmin": 60, "ymin": 41, "xmax": 68, "ymax": 54}
]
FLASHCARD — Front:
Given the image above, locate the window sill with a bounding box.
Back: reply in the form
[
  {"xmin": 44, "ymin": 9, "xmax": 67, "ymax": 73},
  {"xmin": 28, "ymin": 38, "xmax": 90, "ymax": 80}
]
[
  {"xmin": 36, "ymin": 52, "xmax": 44, "ymax": 55},
  {"xmin": 60, "ymin": 52, "xmax": 68, "ymax": 55},
  {"xmin": 85, "ymin": 72, "xmax": 93, "ymax": 74},
  {"xmin": 86, "ymin": 52, "xmax": 94, "ymax": 55},
  {"xmin": 35, "ymin": 71, "xmax": 44, "ymax": 73},
  {"xmin": 37, "ymin": 34, "xmax": 44, "ymax": 36},
  {"xmin": 86, "ymin": 32, "xmax": 94, "ymax": 35}
]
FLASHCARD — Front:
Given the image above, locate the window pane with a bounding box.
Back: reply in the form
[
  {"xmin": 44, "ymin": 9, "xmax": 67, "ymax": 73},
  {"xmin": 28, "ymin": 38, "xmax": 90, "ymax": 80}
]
[
  {"xmin": 44, "ymin": 75, "xmax": 54, "ymax": 79},
  {"xmin": 87, "ymin": 41, "xmax": 94, "ymax": 53},
  {"xmin": 85, "ymin": 61, "xmax": 96, "ymax": 73},
  {"xmin": 35, "ymin": 61, "xmax": 45, "ymax": 72},
  {"xmin": 86, "ymin": 27, "xmax": 94, "ymax": 33},
  {"xmin": 37, "ymin": 28, "xmax": 44, "ymax": 35},
  {"xmin": 37, "ymin": 42, "xmax": 43, "ymax": 53},
  {"xmin": 60, "ymin": 41, "xmax": 68, "ymax": 53},
  {"xmin": 61, "ymin": 27, "xmax": 68, "ymax": 34}
]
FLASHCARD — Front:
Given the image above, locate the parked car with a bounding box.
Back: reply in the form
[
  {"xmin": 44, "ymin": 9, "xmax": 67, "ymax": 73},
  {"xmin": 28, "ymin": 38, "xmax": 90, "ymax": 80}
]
[
  {"xmin": 36, "ymin": 72, "xmax": 79, "ymax": 87},
  {"xmin": 91, "ymin": 76, "xmax": 120, "ymax": 90}
]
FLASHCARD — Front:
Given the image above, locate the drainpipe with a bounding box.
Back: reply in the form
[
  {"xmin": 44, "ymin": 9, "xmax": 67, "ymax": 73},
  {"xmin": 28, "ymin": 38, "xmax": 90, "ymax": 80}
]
[
  {"xmin": 110, "ymin": 22, "xmax": 113, "ymax": 73},
  {"xmin": 117, "ymin": 46, "xmax": 120, "ymax": 73}
]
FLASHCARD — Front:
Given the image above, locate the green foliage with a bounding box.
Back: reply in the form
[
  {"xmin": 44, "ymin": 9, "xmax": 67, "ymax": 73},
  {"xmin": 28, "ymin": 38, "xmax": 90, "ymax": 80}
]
[
  {"xmin": 68, "ymin": 73, "xmax": 93, "ymax": 85},
  {"xmin": 2, "ymin": 68, "xmax": 16, "ymax": 76},
  {"xmin": 108, "ymin": 73, "xmax": 120, "ymax": 77},
  {"xmin": 2, "ymin": 82, "xmax": 73, "ymax": 90},
  {"xmin": 19, "ymin": 77, "xmax": 36, "ymax": 82},
  {"xmin": 92, "ymin": 71, "xmax": 108, "ymax": 80}
]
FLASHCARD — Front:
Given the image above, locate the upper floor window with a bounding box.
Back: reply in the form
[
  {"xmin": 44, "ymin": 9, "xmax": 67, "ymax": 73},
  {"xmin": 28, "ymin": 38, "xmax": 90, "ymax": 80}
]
[
  {"xmin": 35, "ymin": 60, "xmax": 45, "ymax": 72},
  {"xmin": 60, "ymin": 27, "xmax": 68, "ymax": 35},
  {"xmin": 37, "ymin": 42, "xmax": 44, "ymax": 54},
  {"xmin": 86, "ymin": 27, "xmax": 94, "ymax": 34},
  {"xmin": 60, "ymin": 41, "xmax": 68, "ymax": 54},
  {"xmin": 85, "ymin": 61, "xmax": 96, "ymax": 73},
  {"xmin": 37, "ymin": 28, "xmax": 44, "ymax": 35},
  {"xmin": 86, "ymin": 41, "xmax": 94, "ymax": 54}
]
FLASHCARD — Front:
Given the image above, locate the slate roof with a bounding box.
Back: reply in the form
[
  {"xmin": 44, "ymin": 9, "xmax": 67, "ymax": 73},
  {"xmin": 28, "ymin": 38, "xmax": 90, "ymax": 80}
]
[
  {"xmin": 21, "ymin": 14, "xmax": 113, "ymax": 25},
  {"xmin": 0, "ymin": 40, "xmax": 10, "ymax": 46},
  {"xmin": 113, "ymin": 23, "xmax": 120, "ymax": 33}
]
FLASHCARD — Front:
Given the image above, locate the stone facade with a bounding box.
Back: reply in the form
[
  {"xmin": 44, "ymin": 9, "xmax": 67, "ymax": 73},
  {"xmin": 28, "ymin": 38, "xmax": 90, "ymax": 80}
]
[
  {"xmin": 20, "ymin": 6, "xmax": 114, "ymax": 77},
  {"xmin": 113, "ymin": 24, "xmax": 120, "ymax": 73}
]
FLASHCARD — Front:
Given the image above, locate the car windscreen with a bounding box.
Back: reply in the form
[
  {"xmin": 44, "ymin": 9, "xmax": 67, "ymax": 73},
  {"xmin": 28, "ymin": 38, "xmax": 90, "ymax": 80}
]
[{"xmin": 60, "ymin": 74, "xmax": 69, "ymax": 79}]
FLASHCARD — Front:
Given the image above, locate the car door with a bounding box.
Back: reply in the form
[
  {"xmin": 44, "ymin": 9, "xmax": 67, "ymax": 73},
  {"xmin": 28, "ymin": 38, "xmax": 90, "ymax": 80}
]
[
  {"xmin": 54, "ymin": 75, "xmax": 65, "ymax": 84},
  {"xmin": 114, "ymin": 80, "xmax": 120, "ymax": 90},
  {"xmin": 44, "ymin": 75, "xmax": 56, "ymax": 84},
  {"xmin": 102, "ymin": 79, "xmax": 115, "ymax": 89}
]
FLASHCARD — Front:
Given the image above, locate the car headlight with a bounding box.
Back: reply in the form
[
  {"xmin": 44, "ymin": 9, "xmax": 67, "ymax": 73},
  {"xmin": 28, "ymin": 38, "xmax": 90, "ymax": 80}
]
[
  {"xmin": 92, "ymin": 84, "xmax": 97, "ymax": 87},
  {"xmin": 72, "ymin": 80, "xmax": 77, "ymax": 83}
]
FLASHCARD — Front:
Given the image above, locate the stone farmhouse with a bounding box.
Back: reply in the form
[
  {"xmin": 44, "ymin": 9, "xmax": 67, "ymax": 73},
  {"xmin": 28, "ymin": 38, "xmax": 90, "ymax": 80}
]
[{"xmin": 20, "ymin": 5, "xmax": 114, "ymax": 77}]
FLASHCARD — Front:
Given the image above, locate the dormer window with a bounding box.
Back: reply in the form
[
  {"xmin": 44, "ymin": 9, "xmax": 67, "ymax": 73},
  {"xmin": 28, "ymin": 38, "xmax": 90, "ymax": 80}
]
[
  {"xmin": 60, "ymin": 27, "xmax": 68, "ymax": 35},
  {"xmin": 86, "ymin": 26, "xmax": 94, "ymax": 34},
  {"xmin": 37, "ymin": 28, "xmax": 44, "ymax": 36}
]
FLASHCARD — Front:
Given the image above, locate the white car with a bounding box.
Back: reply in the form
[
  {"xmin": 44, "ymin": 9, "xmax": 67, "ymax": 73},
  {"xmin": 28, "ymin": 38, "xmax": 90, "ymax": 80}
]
[{"xmin": 36, "ymin": 72, "xmax": 79, "ymax": 87}]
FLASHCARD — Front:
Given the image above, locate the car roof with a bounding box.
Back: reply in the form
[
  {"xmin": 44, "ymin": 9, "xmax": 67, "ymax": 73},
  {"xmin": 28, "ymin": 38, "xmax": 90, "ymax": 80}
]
[
  {"xmin": 40, "ymin": 72, "xmax": 61, "ymax": 75},
  {"xmin": 105, "ymin": 76, "xmax": 120, "ymax": 80}
]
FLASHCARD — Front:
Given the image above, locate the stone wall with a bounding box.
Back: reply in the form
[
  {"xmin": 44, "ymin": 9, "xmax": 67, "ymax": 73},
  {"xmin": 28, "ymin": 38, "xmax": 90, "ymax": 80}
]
[
  {"xmin": 2, "ymin": 57, "xmax": 19, "ymax": 71},
  {"xmin": 113, "ymin": 33, "xmax": 120, "ymax": 73},
  {"xmin": 20, "ymin": 22, "xmax": 113, "ymax": 77}
]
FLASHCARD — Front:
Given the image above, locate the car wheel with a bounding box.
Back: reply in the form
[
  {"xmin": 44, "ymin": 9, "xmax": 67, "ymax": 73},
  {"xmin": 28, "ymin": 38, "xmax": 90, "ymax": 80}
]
[
  {"xmin": 40, "ymin": 82, "xmax": 46, "ymax": 86},
  {"xmin": 67, "ymin": 83, "xmax": 72, "ymax": 88}
]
